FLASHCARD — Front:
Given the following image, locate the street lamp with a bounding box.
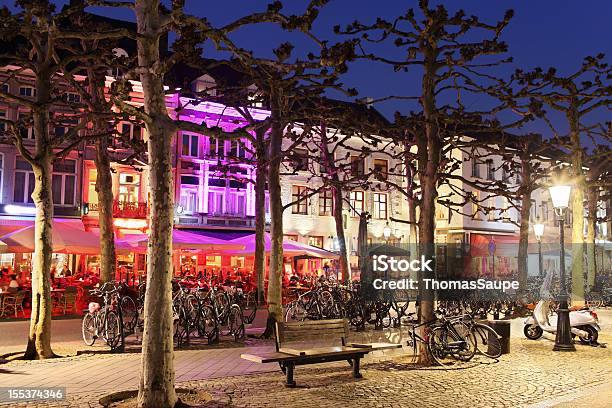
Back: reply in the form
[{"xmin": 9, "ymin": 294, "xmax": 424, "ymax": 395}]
[
  {"xmin": 383, "ymin": 222, "xmax": 392, "ymax": 241},
  {"xmin": 533, "ymin": 219, "xmax": 545, "ymax": 278},
  {"xmin": 548, "ymin": 183, "xmax": 575, "ymax": 352}
]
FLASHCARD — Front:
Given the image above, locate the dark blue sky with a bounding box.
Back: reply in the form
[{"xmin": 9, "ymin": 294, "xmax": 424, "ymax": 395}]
[{"xmin": 3, "ymin": 0, "xmax": 611, "ymax": 140}]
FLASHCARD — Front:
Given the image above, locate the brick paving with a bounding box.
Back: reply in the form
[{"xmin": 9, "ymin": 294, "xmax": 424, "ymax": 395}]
[{"xmin": 1, "ymin": 311, "xmax": 611, "ymax": 407}]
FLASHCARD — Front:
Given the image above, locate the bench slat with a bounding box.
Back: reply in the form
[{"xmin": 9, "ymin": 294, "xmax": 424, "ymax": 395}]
[
  {"xmin": 348, "ymin": 342, "xmax": 403, "ymax": 351},
  {"xmin": 240, "ymin": 352, "xmax": 297, "ymax": 363}
]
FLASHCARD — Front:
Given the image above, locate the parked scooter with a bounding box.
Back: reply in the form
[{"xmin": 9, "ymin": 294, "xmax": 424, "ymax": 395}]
[{"xmin": 523, "ymin": 300, "xmax": 601, "ymax": 345}]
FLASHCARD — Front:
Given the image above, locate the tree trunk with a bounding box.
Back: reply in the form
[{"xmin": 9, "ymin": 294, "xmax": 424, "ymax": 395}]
[
  {"xmin": 517, "ymin": 189, "xmax": 531, "ymax": 297},
  {"xmin": 416, "ymin": 53, "xmax": 439, "ymax": 365},
  {"xmin": 333, "ymin": 186, "xmax": 350, "ymax": 282},
  {"xmin": 24, "ymin": 71, "xmax": 55, "ymax": 360},
  {"xmin": 585, "ymin": 187, "xmax": 597, "ymax": 291},
  {"xmin": 265, "ymin": 89, "xmax": 284, "ymax": 332},
  {"xmin": 24, "ymin": 158, "xmax": 55, "ymax": 360},
  {"xmin": 135, "ymin": 1, "xmax": 177, "ymax": 407},
  {"xmin": 89, "ymin": 66, "xmax": 116, "ymax": 284},
  {"xmin": 95, "ymin": 134, "xmax": 116, "ymax": 283},
  {"xmin": 569, "ymin": 120, "xmax": 585, "ymax": 305},
  {"xmin": 254, "ymin": 129, "xmax": 267, "ymax": 306},
  {"xmin": 319, "ymin": 120, "xmax": 349, "ymax": 282}
]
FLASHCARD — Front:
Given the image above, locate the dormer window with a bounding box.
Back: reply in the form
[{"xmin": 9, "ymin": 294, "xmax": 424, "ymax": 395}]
[{"xmin": 19, "ymin": 86, "xmax": 36, "ymax": 97}]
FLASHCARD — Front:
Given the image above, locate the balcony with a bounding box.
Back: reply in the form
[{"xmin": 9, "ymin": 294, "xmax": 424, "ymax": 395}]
[
  {"xmin": 175, "ymin": 212, "xmax": 267, "ymax": 229},
  {"xmin": 88, "ymin": 200, "xmax": 149, "ymax": 219}
]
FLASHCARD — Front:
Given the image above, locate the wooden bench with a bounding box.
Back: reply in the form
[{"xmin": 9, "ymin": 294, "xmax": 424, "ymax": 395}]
[{"xmin": 241, "ymin": 318, "xmax": 401, "ymax": 387}]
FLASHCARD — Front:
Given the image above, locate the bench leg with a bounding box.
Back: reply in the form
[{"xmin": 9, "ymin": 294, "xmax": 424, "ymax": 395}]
[
  {"xmin": 352, "ymin": 357, "xmax": 362, "ymax": 379},
  {"xmin": 285, "ymin": 363, "xmax": 296, "ymax": 387}
]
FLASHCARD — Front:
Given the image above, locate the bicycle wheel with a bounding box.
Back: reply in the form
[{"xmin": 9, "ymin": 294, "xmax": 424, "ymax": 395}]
[
  {"xmin": 82, "ymin": 313, "xmax": 97, "ymax": 346},
  {"xmin": 449, "ymin": 322, "xmax": 477, "ymax": 362},
  {"xmin": 318, "ymin": 290, "xmax": 335, "ymax": 318},
  {"xmin": 473, "ymin": 323, "xmax": 502, "ymax": 359},
  {"xmin": 428, "ymin": 326, "xmax": 453, "ymax": 367},
  {"xmin": 104, "ymin": 310, "xmax": 122, "ymax": 350},
  {"xmin": 285, "ymin": 301, "xmax": 307, "ymax": 322},
  {"xmin": 197, "ymin": 304, "xmax": 218, "ymax": 342},
  {"xmin": 242, "ymin": 292, "xmax": 257, "ymax": 324},
  {"xmin": 227, "ymin": 304, "xmax": 245, "ymax": 341},
  {"xmin": 120, "ymin": 296, "xmax": 138, "ymax": 332}
]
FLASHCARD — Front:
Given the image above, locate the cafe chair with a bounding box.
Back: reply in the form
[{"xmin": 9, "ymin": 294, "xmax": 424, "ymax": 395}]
[
  {"xmin": 58, "ymin": 286, "xmax": 78, "ymax": 315},
  {"xmin": 1, "ymin": 290, "xmax": 26, "ymax": 318}
]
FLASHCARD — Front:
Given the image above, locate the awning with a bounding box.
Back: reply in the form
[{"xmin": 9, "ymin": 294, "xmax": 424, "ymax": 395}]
[
  {"xmin": 119, "ymin": 229, "xmax": 245, "ymax": 252},
  {"xmin": 0, "ymin": 220, "xmax": 103, "ymax": 254},
  {"xmin": 224, "ymin": 233, "xmax": 339, "ymax": 259}
]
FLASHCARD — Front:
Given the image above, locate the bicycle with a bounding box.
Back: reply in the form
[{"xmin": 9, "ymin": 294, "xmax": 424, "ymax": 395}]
[
  {"xmin": 406, "ymin": 311, "xmax": 477, "ymax": 367},
  {"xmin": 81, "ymin": 282, "xmax": 123, "ymax": 350}
]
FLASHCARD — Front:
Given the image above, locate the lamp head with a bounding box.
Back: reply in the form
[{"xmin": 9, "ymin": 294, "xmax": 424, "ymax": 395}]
[
  {"xmin": 533, "ymin": 222, "xmax": 545, "ymax": 240},
  {"xmin": 383, "ymin": 222, "xmax": 392, "ymax": 239},
  {"xmin": 549, "ymin": 184, "xmax": 571, "ymax": 210}
]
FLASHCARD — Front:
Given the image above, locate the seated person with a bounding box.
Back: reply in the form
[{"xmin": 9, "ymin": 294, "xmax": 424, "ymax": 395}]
[{"xmin": 9, "ymin": 274, "xmax": 20, "ymax": 289}]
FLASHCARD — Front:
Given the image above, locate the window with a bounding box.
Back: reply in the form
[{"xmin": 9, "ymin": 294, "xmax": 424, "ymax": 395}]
[
  {"xmin": 1, "ymin": 84, "xmax": 8, "ymax": 93},
  {"xmin": 179, "ymin": 187, "xmax": 198, "ymax": 215},
  {"xmin": 291, "ymin": 149, "xmax": 309, "ymax": 172},
  {"xmin": 349, "ymin": 191, "xmax": 364, "ymax": 217},
  {"xmin": 486, "ymin": 160, "xmax": 495, "ymax": 181},
  {"xmin": 119, "ymin": 122, "xmax": 144, "ymax": 141},
  {"xmin": 292, "ymin": 185, "xmax": 308, "ymax": 215},
  {"xmin": 208, "ymin": 138, "xmax": 225, "ymax": 158},
  {"xmin": 319, "ymin": 151, "xmax": 334, "ymax": 173},
  {"xmin": 52, "ymin": 159, "xmax": 76, "ymax": 206},
  {"xmin": 351, "ymin": 156, "xmax": 364, "ymax": 177},
  {"xmin": 373, "ymin": 192, "xmax": 387, "ymax": 219},
  {"xmin": 19, "ymin": 86, "xmax": 36, "ymax": 97},
  {"xmin": 435, "ymin": 201, "xmax": 447, "ymax": 220},
  {"xmin": 228, "ymin": 191, "xmax": 246, "ymax": 216},
  {"xmin": 228, "ymin": 140, "xmax": 246, "ymax": 159},
  {"xmin": 0, "ymin": 109, "xmax": 6, "ymax": 132},
  {"xmin": 501, "ymin": 166, "xmax": 507, "ymax": 181},
  {"xmin": 471, "ymin": 159, "xmax": 480, "ymax": 178},
  {"xmin": 501, "ymin": 197, "xmax": 511, "ymax": 222},
  {"xmin": 18, "ymin": 112, "xmax": 34, "ymax": 139},
  {"xmin": 373, "ymin": 159, "xmax": 388, "ymax": 180},
  {"xmin": 118, "ymin": 173, "xmax": 140, "ymax": 203},
  {"xmin": 181, "ymin": 133, "xmax": 199, "ymax": 157},
  {"xmin": 308, "ymin": 236, "xmax": 324, "ymax": 248},
  {"xmin": 541, "ymin": 200, "xmax": 550, "ymax": 222},
  {"xmin": 14, "ymin": 158, "xmax": 35, "ymax": 204},
  {"xmin": 319, "ymin": 189, "xmax": 334, "ymax": 216},
  {"xmin": 487, "ymin": 196, "xmax": 496, "ymax": 221},
  {"xmin": 284, "ymin": 234, "xmax": 298, "ymax": 242},
  {"xmin": 471, "ymin": 191, "xmax": 481, "ymax": 220},
  {"xmin": 63, "ymin": 92, "xmax": 81, "ymax": 103},
  {"xmin": 207, "ymin": 190, "xmax": 224, "ymax": 215}
]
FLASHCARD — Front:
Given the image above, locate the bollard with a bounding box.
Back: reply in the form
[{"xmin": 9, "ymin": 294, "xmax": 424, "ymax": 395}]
[{"xmin": 486, "ymin": 320, "xmax": 511, "ymax": 354}]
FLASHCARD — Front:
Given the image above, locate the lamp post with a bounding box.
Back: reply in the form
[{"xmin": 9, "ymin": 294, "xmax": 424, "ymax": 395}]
[
  {"xmin": 549, "ymin": 184, "xmax": 575, "ymax": 352},
  {"xmin": 533, "ymin": 220, "xmax": 545, "ymax": 278}
]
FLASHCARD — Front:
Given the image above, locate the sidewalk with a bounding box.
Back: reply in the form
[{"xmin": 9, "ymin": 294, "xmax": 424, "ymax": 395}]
[{"xmin": 2, "ymin": 309, "xmax": 610, "ymax": 407}]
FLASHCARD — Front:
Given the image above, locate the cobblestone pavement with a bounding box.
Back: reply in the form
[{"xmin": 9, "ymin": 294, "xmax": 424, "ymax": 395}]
[{"xmin": 2, "ymin": 310, "xmax": 611, "ymax": 407}]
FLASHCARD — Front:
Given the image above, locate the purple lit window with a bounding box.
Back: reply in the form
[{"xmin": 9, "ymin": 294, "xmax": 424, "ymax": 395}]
[{"xmin": 182, "ymin": 134, "xmax": 199, "ymax": 157}]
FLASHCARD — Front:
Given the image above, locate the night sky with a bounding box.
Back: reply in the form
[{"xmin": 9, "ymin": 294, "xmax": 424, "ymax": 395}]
[{"xmin": 3, "ymin": 0, "xmax": 611, "ymax": 141}]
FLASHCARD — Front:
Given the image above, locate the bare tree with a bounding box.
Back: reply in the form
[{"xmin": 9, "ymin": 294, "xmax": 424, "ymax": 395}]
[
  {"xmin": 0, "ymin": 1, "xmax": 128, "ymax": 359},
  {"xmin": 508, "ymin": 54, "xmax": 611, "ymax": 304},
  {"xmin": 337, "ymin": 0, "xmax": 514, "ymax": 363}
]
